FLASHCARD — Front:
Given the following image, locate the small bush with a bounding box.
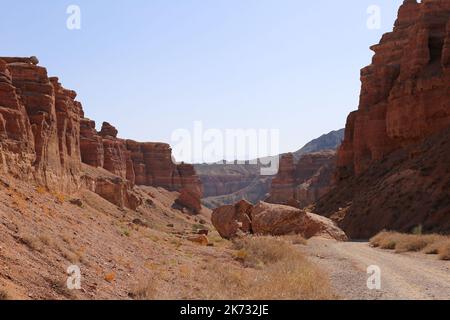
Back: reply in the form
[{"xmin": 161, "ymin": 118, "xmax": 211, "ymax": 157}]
[
  {"xmin": 193, "ymin": 237, "xmax": 333, "ymax": 300},
  {"xmin": 39, "ymin": 234, "xmax": 53, "ymax": 246},
  {"xmin": 233, "ymin": 237, "xmax": 297, "ymax": 268},
  {"xmin": 0, "ymin": 289, "xmax": 9, "ymax": 300},
  {"xmin": 395, "ymin": 235, "xmax": 438, "ymax": 253},
  {"xmin": 129, "ymin": 281, "xmax": 157, "ymax": 300},
  {"xmin": 36, "ymin": 186, "xmax": 47, "ymax": 194},
  {"xmin": 54, "ymin": 193, "xmax": 66, "ymax": 204},
  {"xmin": 19, "ymin": 234, "xmax": 43, "ymax": 252},
  {"xmin": 371, "ymin": 231, "xmax": 450, "ymax": 260},
  {"xmin": 438, "ymin": 243, "xmax": 450, "ymax": 261}
]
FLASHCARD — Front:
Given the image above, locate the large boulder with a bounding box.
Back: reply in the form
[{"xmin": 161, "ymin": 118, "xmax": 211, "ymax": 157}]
[
  {"xmin": 251, "ymin": 202, "xmax": 347, "ymax": 241},
  {"xmin": 211, "ymin": 200, "xmax": 253, "ymax": 239},
  {"xmin": 212, "ymin": 200, "xmax": 347, "ymax": 241},
  {"xmin": 175, "ymin": 188, "xmax": 202, "ymax": 214}
]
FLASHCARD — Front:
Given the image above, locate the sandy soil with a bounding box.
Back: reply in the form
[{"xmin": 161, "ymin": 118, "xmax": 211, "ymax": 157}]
[
  {"xmin": 302, "ymin": 238, "xmax": 450, "ymax": 300},
  {"xmin": 0, "ymin": 174, "xmax": 239, "ymax": 300}
]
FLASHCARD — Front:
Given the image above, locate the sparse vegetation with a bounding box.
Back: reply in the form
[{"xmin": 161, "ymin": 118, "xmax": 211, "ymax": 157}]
[
  {"xmin": 286, "ymin": 234, "xmax": 308, "ymax": 245},
  {"xmin": 19, "ymin": 234, "xmax": 43, "ymax": 252},
  {"xmin": 214, "ymin": 236, "xmax": 333, "ymax": 299},
  {"xmin": 36, "ymin": 186, "xmax": 47, "ymax": 194},
  {"xmin": 45, "ymin": 276, "xmax": 76, "ymax": 299},
  {"xmin": 121, "ymin": 228, "xmax": 131, "ymax": 237},
  {"xmin": 0, "ymin": 289, "xmax": 10, "ymax": 300},
  {"xmin": 233, "ymin": 236, "xmax": 295, "ymax": 268},
  {"xmin": 129, "ymin": 280, "xmax": 157, "ymax": 300},
  {"xmin": 53, "ymin": 192, "xmax": 66, "ymax": 204},
  {"xmin": 132, "ymin": 236, "xmax": 333, "ymax": 300},
  {"xmin": 370, "ymin": 231, "xmax": 450, "ymax": 260},
  {"xmin": 38, "ymin": 234, "xmax": 53, "ymax": 246}
]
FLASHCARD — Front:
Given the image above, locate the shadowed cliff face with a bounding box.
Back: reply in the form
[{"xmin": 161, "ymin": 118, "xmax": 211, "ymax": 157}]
[
  {"xmin": 316, "ymin": 0, "xmax": 450, "ymax": 238},
  {"xmin": 0, "ymin": 57, "xmax": 202, "ymax": 212}
]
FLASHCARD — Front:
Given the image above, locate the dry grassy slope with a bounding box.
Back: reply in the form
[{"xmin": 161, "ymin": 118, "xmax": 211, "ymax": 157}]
[{"xmin": 0, "ymin": 167, "xmax": 242, "ymax": 300}]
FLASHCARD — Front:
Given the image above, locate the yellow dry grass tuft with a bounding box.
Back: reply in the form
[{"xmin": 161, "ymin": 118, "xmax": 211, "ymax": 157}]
[
  {"xmin": 370, "ymin": 231, "xmax": 450, "ymax": 260},
  {"xmin": 133, "ymin": 236, "xmax": 333, "ymax": 300},
  {"xmin": 129, "ymin": 280, "xmax": 158, "ymax": 300},
  {"xmin": 0, "ymin": 289, "xmax": 10, "ymax": 300}
]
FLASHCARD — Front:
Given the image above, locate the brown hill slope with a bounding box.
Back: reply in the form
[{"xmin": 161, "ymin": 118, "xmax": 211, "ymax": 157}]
[{"xmin": 0, "ymin": 170, "xmax": 243, "ymax": 300}]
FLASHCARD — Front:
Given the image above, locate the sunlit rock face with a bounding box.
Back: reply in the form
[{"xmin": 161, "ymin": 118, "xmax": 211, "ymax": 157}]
[
  {"xmin": 336, "ymin": 0, "xmax": 450, "ymax": 179},
  {"xmin": 0, "ymin": 56, "xmax": 202, "ymax": 210}
]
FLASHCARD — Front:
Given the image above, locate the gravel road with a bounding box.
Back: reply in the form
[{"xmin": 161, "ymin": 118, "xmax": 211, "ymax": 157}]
[{"xmin": 303, "ymin": 238, "xmax": 450, "ymax": 300}]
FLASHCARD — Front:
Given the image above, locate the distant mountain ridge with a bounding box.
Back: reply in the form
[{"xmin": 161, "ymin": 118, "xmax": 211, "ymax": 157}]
[{"xmin": 294, "ymin": 129, "xmax": 344, "ymax": 159}]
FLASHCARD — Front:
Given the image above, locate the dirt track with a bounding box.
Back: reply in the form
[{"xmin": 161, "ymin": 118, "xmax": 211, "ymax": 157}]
[{"xmin": 303, "ymin": 238, "xmax": 450, "ymax": 300}]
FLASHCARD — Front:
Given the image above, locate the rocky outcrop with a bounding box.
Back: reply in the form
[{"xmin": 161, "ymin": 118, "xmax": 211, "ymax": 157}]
[
  {"xmin": 0, "ymin": 57, "xmax": 82, "ymax": 192},
  {"xmin": 251, "ymin": 202, "xmax": 347, "ymax": 241},
  {"xmin": 267, "ymin": 151, "xmax": 336, "ymax": 208},
  {"xmin": 81, "ymin": 166, "xmax": 141, "ymax": 210},
  {"xmin": 0, "ymin": 59, "xmax": 35, "ymax": 177},
  {"xmin": 336, "ymin": 0, "xmax": 450, "ymax": 180},
  {"xmin": 80, "ymin": 118, "xmax": 104, "ymax": 168},
  {"xmin": 316, "ymin": 0, "xmax": 450, "ymax": 238},
  {"xmin": 0, "ymin": 56, "xmax": 202, "ymax": 212},
  {"xmin": 211, "ymin": 200, "xmax": 253, "ymax": 239},
  {"xmin": 212, "ymin": 201, "xmax": 347, "ymax": 241},
  {"xmin": 79, "ymin": 121, "xmax": 203, "ymax": 212}
]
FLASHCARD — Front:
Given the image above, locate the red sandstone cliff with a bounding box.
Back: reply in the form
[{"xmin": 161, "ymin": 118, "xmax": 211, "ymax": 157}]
[
  {"xmin": 0, "ymin": 57, "xmax": 82, "ymax": 192},
  {"xmin": 337, "ymin": 0, "xmax": 450, "ymax": 180},
  {"xmin": 267, "ymin": 151, "xmax": 336, "ymax": 208},
  {"xmin": 315, "ymin": 0, "xmax": 450, "ymax": 238},
  {"xmin": 0, "ymin": 57, "xmax": 202, "ymax": 213}
]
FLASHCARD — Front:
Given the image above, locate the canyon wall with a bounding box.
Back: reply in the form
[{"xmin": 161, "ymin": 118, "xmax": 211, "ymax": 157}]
[
  {"xmin": 0, "ymin": 57, "xmax": 82, "ymax": 192},
  {"xmin": 315, "ymin": 0, "xmax": 450, "ymax": 238},
  {"xmin": 267, "ymin": 151, "xmax": 336, "ymax": 208},
  {"xmin": 0, "ymin": 57, "xmax": 202, "ymax": 212},
  {"xmin": 336, "ymin": 0, "xmax": 450, "ymax": 180}
]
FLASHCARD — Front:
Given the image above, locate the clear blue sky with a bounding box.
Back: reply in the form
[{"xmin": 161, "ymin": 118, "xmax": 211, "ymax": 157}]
[{"xmin": 1, "ymin": 0, "xmax": 403, "ymax": 162}]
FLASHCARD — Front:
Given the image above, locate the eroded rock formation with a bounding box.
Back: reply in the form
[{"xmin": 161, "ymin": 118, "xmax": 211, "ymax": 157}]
[
  {"xmin": 79, "ymin": 121, "xmax": 203, "ymax": 212},
  {"xmin": 0, "ymin": 57, "xmax": 202, "ymax": 212},
  {"xmin": 267, "ymin": 151, "xmax": 336, "ymax": 208},
  {"xmin": 316, "ymin": 0, "xmax": 450, "ymax": 238},
  {"xmin": 0, "ymin": 57, "xmax": 82, "ymax": 192},
  {"xmin": 337, "ymin": 0, "xmax": 450, "ymax": 180}
]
